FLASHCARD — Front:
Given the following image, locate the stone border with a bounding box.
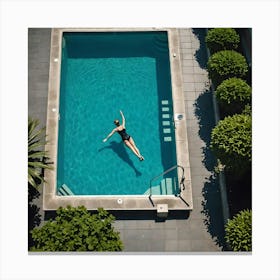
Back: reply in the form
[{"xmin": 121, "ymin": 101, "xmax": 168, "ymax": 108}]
[{"xmin": 43, "ymin": 28, "xmax": 193, "ymax": 211}]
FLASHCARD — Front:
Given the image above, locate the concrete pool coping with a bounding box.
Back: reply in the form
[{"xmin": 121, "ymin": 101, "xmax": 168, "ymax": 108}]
[{"xmin": 43, "ymin": 28, "xmax": 193, "ymax": 211}]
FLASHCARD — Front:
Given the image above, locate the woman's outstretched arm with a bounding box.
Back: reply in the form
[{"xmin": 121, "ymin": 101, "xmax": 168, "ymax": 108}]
[
  {"xmin": 120, "ymin": 110, "xmax": 125, "ymax": 127},
  {"xmin": 103, "ymin": 128, "xmax": 116, "ymax": 142}
]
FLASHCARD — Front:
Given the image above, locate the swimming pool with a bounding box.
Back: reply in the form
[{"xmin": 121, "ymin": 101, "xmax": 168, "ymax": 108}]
[
  {"xmin": 44, "ymin": 28, "xmax": 192, "ymax": 210},
  {"xmin": 57, "ymin": 31, "xmax": 178, "ymax": 195}
]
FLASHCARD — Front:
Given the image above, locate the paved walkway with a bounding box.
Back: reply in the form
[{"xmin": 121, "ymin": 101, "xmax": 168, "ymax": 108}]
[{"xmin": 28, "ymin": 28, "xmax": 225, "ymax": 252}]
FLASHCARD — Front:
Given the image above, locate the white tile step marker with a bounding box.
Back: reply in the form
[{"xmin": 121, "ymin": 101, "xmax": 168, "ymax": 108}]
[
  {"xmin": 162, "ymin": 114, "xmax": 170, "ymax": 119},
  {"xmin": 161, "ymin": 100, "xmax": 169, "ymax": 105},
  {"xmin": 163, "ymin": 128, "xmax": 171, "ymax": 133},
  {"xmin": 162, "ymin": 107, "xmax": 169, "ymax": 112},
  {"xmin": 162, "ymin": 121, "xmax": 170, "ymax": 126},
  {"xmin": 164, "ymin": 136, "xmax": 172, "ymax": 142}
]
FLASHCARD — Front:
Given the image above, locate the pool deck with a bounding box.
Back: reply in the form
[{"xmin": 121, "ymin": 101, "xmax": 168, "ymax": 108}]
[{"xmin": 28, "ymin": 28, "xmax": 225, "ymax": 252}]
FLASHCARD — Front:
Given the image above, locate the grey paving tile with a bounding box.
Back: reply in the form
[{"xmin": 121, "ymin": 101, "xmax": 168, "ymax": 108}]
[
  {"xmin": 163, "ymin": 219, "xmax": 178, "ymax": 229},
  {"xmin": 188, "ymin": 207, "xmax": 205, "ymax": 220},
  {"xmin": 184, "ymin": 91, "xmax": 196, "ymax": 101},
  {"xmin": 181, "ymin": 42, "xmax": 192, "ymax": 49},
  {"xmin": 177, "ymin": 240, "xmax": 192, "ymax": 251},
  {"xmin": 186, "ymin": 107, "xmax": 197, "ymax": 120},
  {"xmin": 189, "ymin": 156, "xmax": 205, "ymax": 169},
  {"xmin": 175, "ymin": 219, "xmax": 190, "ymax": 228},
  {"xmin": 179, "ymin": 35, "xmax": 191, "ymax": 43},
  {"xmin": 185, "ymin": 119, "xmax": 199, "ymax": 128},
  {"xmin": 124, "ymin": 229, "xmax": 154, "ymax": 240},
  {"xmin": 123, "ymin": 239, "xmax": 150, "ymax": 252},
  {"xmin": 194, "ymin": 74, "xmax": 209, "ymax": 83},
  {"xmin": 181, "ymin": 48, "xmax": 196, "ymax": 55},
  {"xmin": 183, "ymin": 82, "xmax": 195, "ymax": 92},
  {"xmin": 191, "ymin": 186, "xmax": 204, "ymax": 199},
  {"xmin": 182, "ymin": 59, "xmax": 193, "ymax": 67},
  {"xmin": 183, "ymin": 74, "xmax": 195, "ymax": 83},
  {"xmin": 194, "ymin": 82, "xmax": 208, "ymax": 92},
  {"xmin": 177, "ymin": 227, "xmax": 191, "ymax": 240},
  {"xmin": 135, "ymin": 220, "xmax": 154, "ymax": 229},
  {"xmin": 165, "ymin": 240, "xmax": 178, "ymax": 251},
  {"xmin": 190, "ymin": 240, "xmax": 218, "ymax": 252},
  {"xmin": 191, "ymin": 40, "xmax": 200, "ymax": 49},
  {"xmin": 190, "ymin": 166, "xmax": 211, "ymax": 176},
  {"xmin": 186, "ymin": 100, "xmax": 196, "ymax": 108},
  {"xmin": 182, "ymin": 66, "xmax": 194, "ymax": 74},
  {"xmin": 164, "ymin": 228, "xmax": 178, "ymax": 239},
  {"xmin": 151, "ymin": 228, "xmax": 166, "ymax": 240},
  {"xmin": 149, "ymin": 239, "xmax": 165, "ymax": 251},
  {"xmin": 181, "ymin": 53, "xmax": 194, "ymax": 60},
  {"xmin": 193, "ymin": 66, "xmax": 208, "ymax": 74}
]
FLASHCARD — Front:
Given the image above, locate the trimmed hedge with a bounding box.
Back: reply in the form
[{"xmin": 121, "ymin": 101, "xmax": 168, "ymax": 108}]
[
  {"xmin": 215, "ymin": 78, "xmax": 251, "ymax": 115},
  {"xmin": 210, "ymin": 113, "xmax": 251, "ymax": 173},
  {"xmin": 225, "ymin": 209, "xmax": 252, "ymax": 251},
  {"xmin": 31, "ymin": 206, "xmax": 124, "ymax": 252},
  {"xmin": 206, "ymin": 28, "xmax": 240, "ymax": 53},
  {"xmin": 207, "ymin": 50, "xmax": 248, "ymax": 87}
]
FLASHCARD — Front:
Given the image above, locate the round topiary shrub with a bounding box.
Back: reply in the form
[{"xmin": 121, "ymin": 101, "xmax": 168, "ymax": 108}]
[
  {"xmin": 207, "ymin": 50, "xmax": 248, "ymax": 87},
  {"xmin": 215, "ymin": 77, "xmax": 251, "ymax": 115},
  {"xmin": 225, "ymin": 209, "xmax": 252, "ymax": 251},
  {"xmin": 31, "ymin": 206, "xmax": 124, "ymax": 252},
  {"xmin": 206, "ymin": 28, "xmax": 240, "ymax": 53},
  {"xmin": 210, "ymin": 113, "xmax": 251, "ymax": 173}
]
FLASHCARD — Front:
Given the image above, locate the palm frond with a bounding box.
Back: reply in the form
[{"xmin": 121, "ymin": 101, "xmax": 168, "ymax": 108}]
[{"xmin": 28, "ymin": 117, "xmax": 52, "ymax": 189}]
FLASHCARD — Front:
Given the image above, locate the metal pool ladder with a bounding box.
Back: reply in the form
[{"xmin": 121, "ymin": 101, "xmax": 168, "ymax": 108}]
[{"xmin": 149, "ymin": 165, "xmax": 185, "ymax": 197}]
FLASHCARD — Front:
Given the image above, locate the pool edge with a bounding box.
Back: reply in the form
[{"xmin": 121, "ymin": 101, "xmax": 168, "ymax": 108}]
[{"xmin": 43, "ymin": 28, "xmax": 193, "ymax": 211}]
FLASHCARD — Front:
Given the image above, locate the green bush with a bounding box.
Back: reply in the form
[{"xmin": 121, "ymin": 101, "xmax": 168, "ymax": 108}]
[
  {"xmin": 207, "ymin": 50, "xmax": 248, "ymax": 87},
  {"xmin": 225, "ymin": 209, "xmax": 252, "ymax": 251},
  {"xmin": 215, "ymin": 78, "xmax": 251, "ymax": 115},
  {"xmin": 206, "ymin": 28, "xmax": 240, "ymax": 53},
  {"xmin": 31, "ymin": 206, "xmax": 123, "ymax": 251},
  {"xmin": 242, "ymin": 104, "xmax": 252, "ymax": 115},
  {"xmin": 210, "ymin": 113, "xmax": 251, "ymax": 173}
]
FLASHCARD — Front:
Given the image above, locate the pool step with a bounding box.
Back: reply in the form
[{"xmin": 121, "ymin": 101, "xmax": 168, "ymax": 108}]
[
  {"xmin": 144, "ymin": 178, "xmax": 176, "ymax": 195},
  {"xmin": 58, "ymin": 184, "xmax": 75, "ymax": 196}
]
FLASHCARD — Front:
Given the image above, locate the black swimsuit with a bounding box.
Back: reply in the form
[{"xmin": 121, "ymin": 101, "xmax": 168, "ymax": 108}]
[{"xmin": 117, "ymin": 128, "xmax": 131, "ymax": 141}]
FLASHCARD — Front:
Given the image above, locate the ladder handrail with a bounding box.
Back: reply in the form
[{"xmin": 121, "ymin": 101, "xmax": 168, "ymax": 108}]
[{"xmin": 149, "ymin": 164, "xmax": 185, "ymax": 196}]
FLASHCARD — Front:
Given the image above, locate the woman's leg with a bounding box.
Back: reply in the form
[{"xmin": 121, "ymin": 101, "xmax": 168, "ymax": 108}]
[
  {"xmin": 124, "ymin": 140, "xmax": 141, "ymax": 158},
  {"xmin": 128, "ymin": 137, "xmax": 141, "ymax": 156}
]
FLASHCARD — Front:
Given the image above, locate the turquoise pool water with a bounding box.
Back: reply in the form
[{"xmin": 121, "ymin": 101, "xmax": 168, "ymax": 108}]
[{"xmin": 57, "ymin": 32, "xmax": 178, "ymax": 195}]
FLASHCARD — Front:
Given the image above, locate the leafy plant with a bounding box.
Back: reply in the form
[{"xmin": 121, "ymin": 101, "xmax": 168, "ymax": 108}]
[
  {"xmin": 210, "ymin": 113, "xmax": 251, "ymax": 173},
  {"xmin": 31, "ymin": 206, "xmax": 123, "ymax": 251},
  {"xmin": 215, "ymin": 78, "xmax": 251, "ymax": 115},
  {"xmin": 28, "ymin": 118, "xmax": 52, "ymax": 189},
  {"xmin": 242, "ymin": 104, "xmax": 252, "ymax": 115},
  {"xmin": 225, "ymin": 209, "xmax": 252, "ymax": 251},
  {"xmin": 207, "ymin": 50, "xmax": 248, "ymax": 87},
  {"xmin": 206, "ymin": 28, "xmax": 240, "ymax": 53}
]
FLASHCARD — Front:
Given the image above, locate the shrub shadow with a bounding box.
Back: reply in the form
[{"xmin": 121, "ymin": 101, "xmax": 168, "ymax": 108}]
[
  {"xmin": 192, "ymin": 28, "xmax": 208, "ymax": 69},
  {"xmin": 201, "ymin": 175, "xmax": 227, "ymax": 249},
  {"xmin": 28, "ymin": 185, "xmax": 42, "ymax": 249},
  {"xmin": 194, "ymin": 88, "xmax": 226, "ymax": 248},
  {"xmin": 194, "ymin": 89, "xmax": 217, "ymax": 171}
]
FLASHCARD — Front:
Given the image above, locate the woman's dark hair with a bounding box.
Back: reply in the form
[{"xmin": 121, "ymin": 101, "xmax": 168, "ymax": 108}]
[{"xmin": 114, "ymin": 120, "xmax": 120, "ymax": 126}]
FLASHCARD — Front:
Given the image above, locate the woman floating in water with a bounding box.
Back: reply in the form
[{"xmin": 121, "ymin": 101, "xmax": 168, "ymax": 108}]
[{"xmin": 103, "ymin": 110, "xmax": 144, "ymax": 161}]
